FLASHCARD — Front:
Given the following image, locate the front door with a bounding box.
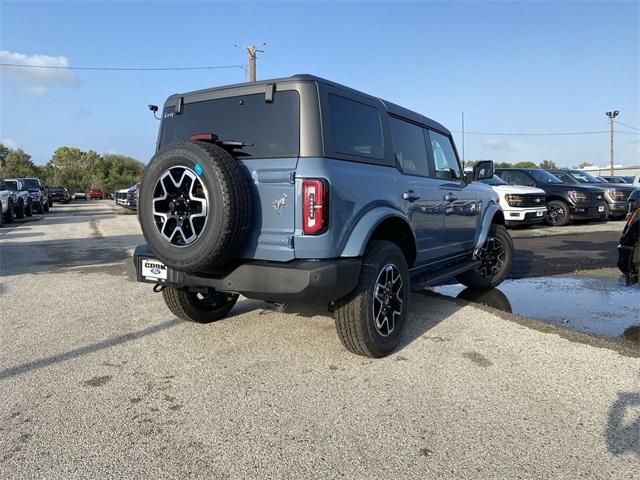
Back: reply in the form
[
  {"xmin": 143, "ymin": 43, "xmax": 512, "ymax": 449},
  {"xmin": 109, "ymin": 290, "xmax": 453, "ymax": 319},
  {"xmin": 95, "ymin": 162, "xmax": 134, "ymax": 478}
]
[{"xmin": 428, "ymin": 130, "xmax": 478, "ymax": 255}]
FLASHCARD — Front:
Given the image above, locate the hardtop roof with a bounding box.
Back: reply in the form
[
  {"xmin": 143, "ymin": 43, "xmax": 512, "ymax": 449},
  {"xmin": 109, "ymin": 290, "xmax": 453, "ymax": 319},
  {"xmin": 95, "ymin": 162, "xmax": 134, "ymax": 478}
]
[{"xmin": 167, "ymin": 74, "xmax": 450, "ymax": 135}]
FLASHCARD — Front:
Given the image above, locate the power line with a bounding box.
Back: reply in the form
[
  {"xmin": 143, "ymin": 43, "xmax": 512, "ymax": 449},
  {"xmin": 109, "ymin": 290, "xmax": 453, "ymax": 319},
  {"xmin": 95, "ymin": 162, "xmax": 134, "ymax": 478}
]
[
  {"xmin": 614, "ymin": 119, "xmax": 640, "ymax": 131},
  {"xmin": 0, "ymin": 62, "xmax": 247, "ymax": 72},
  {"xmin": 450, "ymin": 130, "xmax": 610, "ymax": 136}
]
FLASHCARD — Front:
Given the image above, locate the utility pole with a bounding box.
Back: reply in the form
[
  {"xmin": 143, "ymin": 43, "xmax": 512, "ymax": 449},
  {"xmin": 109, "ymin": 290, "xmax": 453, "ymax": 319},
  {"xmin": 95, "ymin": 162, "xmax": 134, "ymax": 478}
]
[
  {"xmin": 605, "ymin": 110, "xmax": 619, "ymax": 176},
  {"xmin": 461, "ymin": 112, "xmax": 465, "ymax": 170},
  {"xmin": 234, "ymin": 43, "xmax": 266, "ymax": 82}
]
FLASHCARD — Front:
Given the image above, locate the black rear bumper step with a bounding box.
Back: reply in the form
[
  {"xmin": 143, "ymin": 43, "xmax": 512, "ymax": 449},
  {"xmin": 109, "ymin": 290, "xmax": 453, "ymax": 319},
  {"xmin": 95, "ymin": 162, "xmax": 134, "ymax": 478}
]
[{"xmin": 134, "ymin": 245, "xmax": 361, "ymax": 303}]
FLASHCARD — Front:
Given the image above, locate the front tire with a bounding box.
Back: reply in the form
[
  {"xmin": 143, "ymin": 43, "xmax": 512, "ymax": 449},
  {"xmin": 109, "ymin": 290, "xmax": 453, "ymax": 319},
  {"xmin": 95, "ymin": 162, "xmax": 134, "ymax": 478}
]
[
  {"xmin": 43, "ymin": 200, "xmax": 49, "ymax": 212},
  {"xmin": 545, "ymin": 200, "xmax": 570, "ymax": 226},
  {"xmin": 35, "ymin": 200, "xmax": 44, "ymax": 214},
  {"xmin": 25, "ymin": 199, "xmax": 33, "ymax": 217},
  {"xmin": 333, "ymin": 240, "xmax": 410, "ymax": 357},
  {"xmin": 162, "ymin": 287, "xmax": 238, "ymax": 324},
  {"xmin": 457, "ymin": 224, "xmax": 513, "ymax": 290}
]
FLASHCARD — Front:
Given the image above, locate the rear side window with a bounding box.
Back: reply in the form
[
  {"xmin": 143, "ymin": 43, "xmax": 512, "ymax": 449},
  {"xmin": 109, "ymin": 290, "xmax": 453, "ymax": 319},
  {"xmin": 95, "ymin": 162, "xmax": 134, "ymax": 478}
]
[
  {"xmin": 328, "ymin": 94, "xmax": 384, "ymax": 159},
  {"xmin": 428, "ymin": 131, "xmax": 461, "ymax": 180},
  {"xmin": 159, "ymin": 91, "xmax": 300, "ymax": 158},
  {"xmin": 389, "ymin": 117, "xmax": 429, "ymax": 176}
]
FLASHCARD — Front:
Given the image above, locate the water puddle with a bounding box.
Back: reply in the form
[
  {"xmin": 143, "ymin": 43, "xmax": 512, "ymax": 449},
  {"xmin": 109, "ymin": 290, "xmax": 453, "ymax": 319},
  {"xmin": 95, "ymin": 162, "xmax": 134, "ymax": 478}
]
[{"xmin": 432, "ymin": 274, "xmax": 640, "ymax": 341}]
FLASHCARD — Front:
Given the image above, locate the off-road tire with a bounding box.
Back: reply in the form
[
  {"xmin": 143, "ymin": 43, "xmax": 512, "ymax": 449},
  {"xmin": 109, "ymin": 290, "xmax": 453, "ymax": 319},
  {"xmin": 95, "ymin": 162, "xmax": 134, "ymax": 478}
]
[
  {"xmin": 139, "ymin": 140, "xmax": 251, "ymax": 273},
  {"xmin": 4, "ymin": 199, "xmax": 14, "ymax": 223},
  {"xmin": 162, "ymin": 286, "xmax": 238, "ymax": 324},
  {"xmin": 15, "ymin": 199, "xmax": 25, "ymax": 219},
  {"xmin": 25, "ymin": 199, "xmax": 33, "ymax": 217},
  {"xmin": 545, "ymin": 200, "xmax": 570, "ymax": 227},
  {"xmin": 35, "ymin": 200, "xmax": 44, "ymax": 214},
  {"xmin": 333, "ymin": 240, "xmax": 410, "ymax": 358},
  {"xmin": 457, "ymin": 224, "xmax": 513, "ymax": 290}
]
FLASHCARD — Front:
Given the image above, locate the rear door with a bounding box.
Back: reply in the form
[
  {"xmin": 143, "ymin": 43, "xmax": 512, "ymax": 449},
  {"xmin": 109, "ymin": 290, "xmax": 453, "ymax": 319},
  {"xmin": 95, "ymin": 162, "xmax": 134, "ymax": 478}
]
[
  {"xmin": 159, "ymin": 90, "xmax": 301, "ymax": 262},
  {"xmin": 388, "ymin": 116, "xmax": 444, "ymax": 265}
]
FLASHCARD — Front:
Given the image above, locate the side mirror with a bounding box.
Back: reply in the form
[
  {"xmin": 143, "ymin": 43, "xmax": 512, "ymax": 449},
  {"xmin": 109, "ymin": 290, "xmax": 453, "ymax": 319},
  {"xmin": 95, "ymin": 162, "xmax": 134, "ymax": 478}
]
[{"xmin": 473, "ymin": 160, "xmax": 494, "ymax": 181}]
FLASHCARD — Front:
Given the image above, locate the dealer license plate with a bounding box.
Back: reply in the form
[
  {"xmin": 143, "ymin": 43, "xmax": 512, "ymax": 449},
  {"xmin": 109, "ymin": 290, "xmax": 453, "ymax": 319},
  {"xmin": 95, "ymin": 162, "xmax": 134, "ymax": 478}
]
[{"xmin": 141, "ymin": 258, "xmax": 168, "ymax": 281}]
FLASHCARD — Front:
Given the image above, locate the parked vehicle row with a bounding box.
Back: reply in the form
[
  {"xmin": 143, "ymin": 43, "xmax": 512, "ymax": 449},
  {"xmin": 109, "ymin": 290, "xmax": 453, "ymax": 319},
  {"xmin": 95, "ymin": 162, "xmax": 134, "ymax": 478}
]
[
  {"xmin": 0, "ymin": 177, "xmax": 54, "ymax": 225},
  {"xmin": 115, "ymin": 184, "xmax": 138, "ymax": 209}
]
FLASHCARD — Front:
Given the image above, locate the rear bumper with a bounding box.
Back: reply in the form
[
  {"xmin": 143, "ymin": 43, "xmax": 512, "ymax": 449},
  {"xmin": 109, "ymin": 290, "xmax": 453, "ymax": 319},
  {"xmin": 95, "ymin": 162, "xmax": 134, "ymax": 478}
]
[{"xmin": 133, "ymin": 245, "xmax": 361, "ymax": 303}]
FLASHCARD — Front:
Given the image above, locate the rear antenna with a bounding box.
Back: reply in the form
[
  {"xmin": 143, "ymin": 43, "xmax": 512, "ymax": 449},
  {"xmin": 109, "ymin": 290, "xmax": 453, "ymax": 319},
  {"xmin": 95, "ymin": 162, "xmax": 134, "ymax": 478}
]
[{"xmin": 148, "ymin": 104, "xmax": 161, "ymax": 120}]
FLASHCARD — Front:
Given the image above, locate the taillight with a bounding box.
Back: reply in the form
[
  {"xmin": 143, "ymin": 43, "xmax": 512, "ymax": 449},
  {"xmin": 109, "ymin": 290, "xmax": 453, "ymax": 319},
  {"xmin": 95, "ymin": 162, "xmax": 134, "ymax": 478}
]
[{"xmin": 302, "ymin": 179, "xmax": 328, "ymax": 235}]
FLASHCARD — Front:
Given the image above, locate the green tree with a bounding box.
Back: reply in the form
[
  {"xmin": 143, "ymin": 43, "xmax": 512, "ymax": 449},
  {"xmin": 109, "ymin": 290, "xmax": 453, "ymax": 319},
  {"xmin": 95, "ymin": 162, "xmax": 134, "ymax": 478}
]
[
  {"xmin": 539, "ymin": 159, "xmax": 558, "ymax": 169},
  {"xmin": 2, "ymin": 148, "xmax": 39, "ymax": 178},
  {"xmin": 494, "ymin": 162, "xmax": 513, "ymax": 168},
  {"xmin": 102, "ymin": 154, "xmax": 145, "ymax": 192},
  {"xmin": 513, "ymin": 161, "xmax": 537, "ymax": 168}
]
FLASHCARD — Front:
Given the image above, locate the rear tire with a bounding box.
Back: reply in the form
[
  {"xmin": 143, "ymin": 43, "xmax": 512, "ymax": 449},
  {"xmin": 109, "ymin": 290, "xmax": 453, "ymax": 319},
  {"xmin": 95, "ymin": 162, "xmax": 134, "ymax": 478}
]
[
  {"xmin": 4, "ymin": 200, "xmax": 14, "ymax": 223},
  {"xmin": 457, "ymin": 224, "xmax": 513, "ymax": 290},
  {"xmin": 333, "ymin": 240, "xmax": 410, "ymax": 357},
  {"xmin": 162, "ymin": 287, "xmax": 238, "ymax": 324},
  {"xmin": 15, "ymin": 200, "xmax": 25, "ymax": 219},
  {"xmin": 545, "ymin": 200, "xmax": 570, "ymax": 226}
]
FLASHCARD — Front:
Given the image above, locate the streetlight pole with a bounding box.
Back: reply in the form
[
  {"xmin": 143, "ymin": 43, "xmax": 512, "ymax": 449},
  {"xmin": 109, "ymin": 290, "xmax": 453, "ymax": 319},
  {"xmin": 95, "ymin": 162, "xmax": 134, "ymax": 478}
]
[{"xmin": 605, "ymin": 110, "xmax": 619, "ymax": 176}]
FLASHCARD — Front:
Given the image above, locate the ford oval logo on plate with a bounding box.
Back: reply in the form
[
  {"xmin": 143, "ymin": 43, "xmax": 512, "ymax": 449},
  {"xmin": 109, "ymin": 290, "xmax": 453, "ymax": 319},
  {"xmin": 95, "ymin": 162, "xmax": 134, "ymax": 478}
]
[{"xmin": 151, "ymin": 267, "xmax": 162, "ymax": 275}]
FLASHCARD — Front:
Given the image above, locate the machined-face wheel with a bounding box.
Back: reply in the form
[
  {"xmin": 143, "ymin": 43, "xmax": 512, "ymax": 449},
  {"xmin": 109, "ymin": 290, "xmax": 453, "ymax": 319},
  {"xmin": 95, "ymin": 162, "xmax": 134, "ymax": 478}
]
[
  {"xmin": 152, "ymin": 166, "xmax": 208, "ymax": 246},
  {"xmin": 476, "ymin": 236, "xmax": 506, "ymax": 279},
  {"xmin": 372, "ymin": 264, "xmax": 404, "ymax": 337}
]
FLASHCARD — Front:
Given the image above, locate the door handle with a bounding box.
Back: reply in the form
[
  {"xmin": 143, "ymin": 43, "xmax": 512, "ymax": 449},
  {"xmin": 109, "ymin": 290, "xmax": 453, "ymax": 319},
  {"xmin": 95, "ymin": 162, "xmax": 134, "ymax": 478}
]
[
  {"xmin": 402, "ymin": 191, "xmax": 421, "ymax": 202},
  {"xmin": 444, "ymin": 193, "xmax": 458, "ymax": 202}
]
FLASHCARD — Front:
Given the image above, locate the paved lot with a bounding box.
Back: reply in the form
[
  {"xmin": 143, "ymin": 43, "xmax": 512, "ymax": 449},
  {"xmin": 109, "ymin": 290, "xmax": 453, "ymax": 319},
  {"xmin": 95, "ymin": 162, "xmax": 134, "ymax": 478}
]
[{"xmin": 0, "ymin": 201, "xmax": 638, "ymax": 479}]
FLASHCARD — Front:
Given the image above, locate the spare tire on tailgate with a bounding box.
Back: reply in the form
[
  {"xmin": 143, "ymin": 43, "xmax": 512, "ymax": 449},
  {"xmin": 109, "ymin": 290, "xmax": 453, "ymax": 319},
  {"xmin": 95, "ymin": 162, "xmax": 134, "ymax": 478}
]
[{"xmin": 139, "ymin": 140, "xmax": 251, "ymax": 273}]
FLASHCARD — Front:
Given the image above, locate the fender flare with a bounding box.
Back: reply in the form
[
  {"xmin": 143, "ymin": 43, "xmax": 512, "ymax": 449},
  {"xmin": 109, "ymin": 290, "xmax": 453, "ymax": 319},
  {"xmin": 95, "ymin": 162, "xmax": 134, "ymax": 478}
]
[
  {"xmin": 474, "ymin": 203, "xmax": 504, "ymax": 254},
  {"xmin": 340, "ymin": 207, "xmax": 415, "ymax": 258}
]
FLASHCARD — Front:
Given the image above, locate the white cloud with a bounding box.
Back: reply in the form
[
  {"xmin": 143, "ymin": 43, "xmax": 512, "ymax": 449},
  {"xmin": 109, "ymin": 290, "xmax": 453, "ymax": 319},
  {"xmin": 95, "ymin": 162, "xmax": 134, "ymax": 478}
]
[
  {"xmin": 483, "ymin": 137, "xmax": 520, "ymax": 152},
  {"xmin": 0, "ymin": 50, "xmax": 78, "ymax": 94}
]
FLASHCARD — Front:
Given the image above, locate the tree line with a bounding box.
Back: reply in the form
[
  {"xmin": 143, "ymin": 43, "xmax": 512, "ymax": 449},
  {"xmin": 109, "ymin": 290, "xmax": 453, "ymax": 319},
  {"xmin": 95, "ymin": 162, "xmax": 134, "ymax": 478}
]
[
  {"xmin": 464, "ymin": 159, "xmax": 560, "ymax": 169},
  {"xmin": 0, "ymin": 144, "xmax": 145, "ymax": 194}
]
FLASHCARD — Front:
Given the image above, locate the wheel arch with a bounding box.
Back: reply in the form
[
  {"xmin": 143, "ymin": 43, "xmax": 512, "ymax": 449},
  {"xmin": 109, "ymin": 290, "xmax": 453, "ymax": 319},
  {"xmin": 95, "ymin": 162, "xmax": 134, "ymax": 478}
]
[
  {"xmin": 474, "ymin": 202, "xmax": 505, "ymax": 253},
  {"xmin": 340, "ymin": 208, "xmax": 417, "ymax": 267}
]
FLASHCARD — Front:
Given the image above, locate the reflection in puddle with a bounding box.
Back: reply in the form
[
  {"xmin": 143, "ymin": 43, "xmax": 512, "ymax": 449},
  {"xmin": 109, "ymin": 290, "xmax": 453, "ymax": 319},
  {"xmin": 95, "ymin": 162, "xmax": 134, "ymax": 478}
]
[{"xmin": 432, "ymin": 275, "xmax": 640, "ymax": 340}]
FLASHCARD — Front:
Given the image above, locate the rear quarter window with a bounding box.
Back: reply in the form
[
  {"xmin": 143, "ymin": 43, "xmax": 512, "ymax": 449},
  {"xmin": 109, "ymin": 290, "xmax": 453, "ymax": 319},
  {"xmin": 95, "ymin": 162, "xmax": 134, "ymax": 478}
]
[
  {"xmin": 159, "ymin": 91, "xmax": 300, "ymax": 159},
  {"xmin": 327, "ymin": 94, "xmax": 384, "ymax": 160}
]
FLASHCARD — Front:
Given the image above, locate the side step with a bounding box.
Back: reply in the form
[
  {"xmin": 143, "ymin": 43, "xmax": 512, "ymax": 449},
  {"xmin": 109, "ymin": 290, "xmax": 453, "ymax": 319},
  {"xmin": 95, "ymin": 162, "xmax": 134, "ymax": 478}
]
[{"xmin": 410, "ymin": 260, "xmax": 480, "ymax": 291}]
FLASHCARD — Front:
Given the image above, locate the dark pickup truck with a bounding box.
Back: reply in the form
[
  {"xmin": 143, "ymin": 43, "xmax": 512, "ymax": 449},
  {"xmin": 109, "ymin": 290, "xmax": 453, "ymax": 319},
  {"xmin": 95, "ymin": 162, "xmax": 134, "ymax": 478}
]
[{"xmin": 495, "ymin": 168, "xmax": 606, "ymax": 226}]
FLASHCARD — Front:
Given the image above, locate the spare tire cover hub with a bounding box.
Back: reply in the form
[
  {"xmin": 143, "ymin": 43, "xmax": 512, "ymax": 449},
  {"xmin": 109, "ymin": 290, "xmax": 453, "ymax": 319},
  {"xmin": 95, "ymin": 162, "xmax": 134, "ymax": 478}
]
[{"xmin": 152, "ymin": 166, "xmax": 208, "ymax": 246}]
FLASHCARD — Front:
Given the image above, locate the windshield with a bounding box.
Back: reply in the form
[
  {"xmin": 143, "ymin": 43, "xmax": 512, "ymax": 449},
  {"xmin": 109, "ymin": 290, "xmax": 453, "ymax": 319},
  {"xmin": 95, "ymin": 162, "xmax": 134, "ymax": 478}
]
[
  {"xmin": 21, "ymin": 179, "xmax": 40, "ymax": 189},
  {"xmin": 480, "ymin": 175, "xmax": 508, "ymax": 186},
  {"xmin": 50, "ymin": 186, "xmax": 64, "ymax": 192},
  {"xmin": 528, "ymin": 169, "xmax": 563, "ymax": 184},
  {"xmin": 570, "ymin": 171, "xmax": 600, "ymax": 183},
  {"xmin": 3, "ymin": 181, "xmax": 18, "ymax": 190}
]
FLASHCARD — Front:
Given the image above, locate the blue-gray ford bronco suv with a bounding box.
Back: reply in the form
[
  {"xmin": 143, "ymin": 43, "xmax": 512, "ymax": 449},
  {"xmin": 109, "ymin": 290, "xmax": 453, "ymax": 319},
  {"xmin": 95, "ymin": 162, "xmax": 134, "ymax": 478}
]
[{"xmin": 135, "ymin": 75, "xmax": 513, "ymax": 357}]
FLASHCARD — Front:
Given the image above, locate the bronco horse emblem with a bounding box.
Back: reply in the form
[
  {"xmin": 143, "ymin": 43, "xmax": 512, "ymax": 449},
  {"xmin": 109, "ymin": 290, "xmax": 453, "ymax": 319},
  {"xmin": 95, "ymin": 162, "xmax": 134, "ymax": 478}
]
[{"xmin": 272, "ymin": 194, "xmax": 287, "ymax": 214}]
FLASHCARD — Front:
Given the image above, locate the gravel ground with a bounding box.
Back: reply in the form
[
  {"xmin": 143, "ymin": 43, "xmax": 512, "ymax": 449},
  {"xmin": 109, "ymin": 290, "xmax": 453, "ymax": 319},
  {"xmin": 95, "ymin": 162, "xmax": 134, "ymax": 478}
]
[{"xmin": 0, "ymin": 201, "xmax": 638, "ymax": 479}]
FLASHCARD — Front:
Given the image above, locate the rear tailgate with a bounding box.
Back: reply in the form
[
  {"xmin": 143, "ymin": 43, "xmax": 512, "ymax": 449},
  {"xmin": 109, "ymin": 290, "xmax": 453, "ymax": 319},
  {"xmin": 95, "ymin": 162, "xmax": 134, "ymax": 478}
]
[{"xmin": 236, "ymin": 158, "xmax": 298, "ymax": 262}]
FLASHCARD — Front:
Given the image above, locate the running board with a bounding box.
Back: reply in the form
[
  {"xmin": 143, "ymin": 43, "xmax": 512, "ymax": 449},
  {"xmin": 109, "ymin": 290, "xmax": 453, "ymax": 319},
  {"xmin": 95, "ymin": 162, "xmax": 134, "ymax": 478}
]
[{"xmin": 410, "ymin": 260, "xmax": 480, "ymax": 291}]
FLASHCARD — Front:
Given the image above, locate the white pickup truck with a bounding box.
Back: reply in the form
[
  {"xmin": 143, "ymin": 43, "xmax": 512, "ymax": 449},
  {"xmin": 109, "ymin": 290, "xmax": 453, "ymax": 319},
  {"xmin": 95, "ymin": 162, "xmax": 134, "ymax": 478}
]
[
  {"xmin": 1, "ymin": 179, "xmax": 33, "ymax": 221},
  {"xmin": 479, "ymin": 175, "xmax": 547, "ymax": 227}
]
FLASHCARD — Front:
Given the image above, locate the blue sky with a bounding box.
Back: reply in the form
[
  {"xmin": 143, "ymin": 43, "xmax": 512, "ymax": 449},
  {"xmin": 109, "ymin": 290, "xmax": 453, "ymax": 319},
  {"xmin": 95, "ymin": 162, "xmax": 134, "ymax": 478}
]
[{"xmin": 1, "ymin": 0, "xmax": 639, "ymax": 167}]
